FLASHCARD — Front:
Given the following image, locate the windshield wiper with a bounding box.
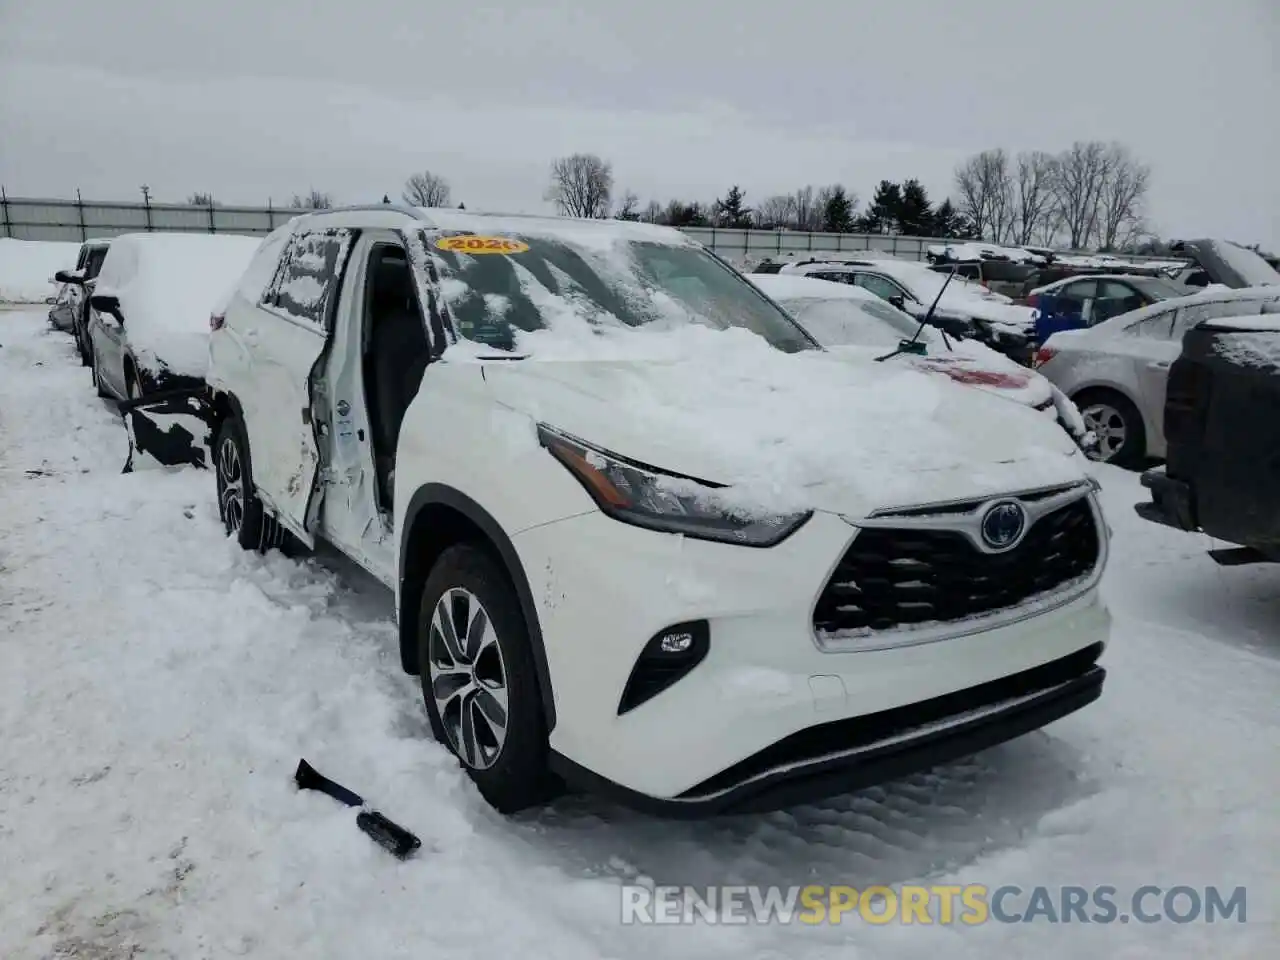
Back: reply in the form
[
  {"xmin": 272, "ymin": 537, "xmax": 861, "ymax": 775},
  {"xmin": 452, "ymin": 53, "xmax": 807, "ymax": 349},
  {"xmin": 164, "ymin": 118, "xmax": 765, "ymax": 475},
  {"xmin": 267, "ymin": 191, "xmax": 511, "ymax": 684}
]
[{"xmin": 876, "ymin": 269, "xmax": 956, "ymax": 361}]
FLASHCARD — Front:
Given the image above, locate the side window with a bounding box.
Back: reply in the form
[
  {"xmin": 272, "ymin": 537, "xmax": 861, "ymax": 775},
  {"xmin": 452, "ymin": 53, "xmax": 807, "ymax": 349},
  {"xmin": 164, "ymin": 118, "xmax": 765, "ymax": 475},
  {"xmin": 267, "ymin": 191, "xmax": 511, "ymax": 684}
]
[
  {"xmin": 85, "ymin": 248, "xmax": 108, "ymax": 279},
  {"xmin": 853, "ymin": 274, "xmax": 905, "ymax": 301},
  {"xmin": 811, "ymin": 271, "xmax": 856, "ymax": 285},
  {"xmin": 263, "ymin": 229, "xmax": 354, "ymax": 330},
  {"xmin": 1127, "ymin": 310, "xmax": 1176, "ymax": 339},
  {"xmin": 75, "ymin": 245, "xmax": 89, "ymax": 270},
  {"xmin": 1098, "ymin": 279, "xmax": 1135, "ymax": 299},
  {"xmin": 1062, "ymin": 280, "xmax": 1098, "ymax": 301}
]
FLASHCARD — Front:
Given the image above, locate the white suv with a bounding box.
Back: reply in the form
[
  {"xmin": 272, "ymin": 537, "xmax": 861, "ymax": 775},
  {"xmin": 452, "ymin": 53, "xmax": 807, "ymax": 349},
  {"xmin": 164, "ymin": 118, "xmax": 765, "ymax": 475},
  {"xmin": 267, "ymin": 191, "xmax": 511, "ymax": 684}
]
[{"xmin": 186, "ymin": 205, "xmax": 1110, "ymax": 815}]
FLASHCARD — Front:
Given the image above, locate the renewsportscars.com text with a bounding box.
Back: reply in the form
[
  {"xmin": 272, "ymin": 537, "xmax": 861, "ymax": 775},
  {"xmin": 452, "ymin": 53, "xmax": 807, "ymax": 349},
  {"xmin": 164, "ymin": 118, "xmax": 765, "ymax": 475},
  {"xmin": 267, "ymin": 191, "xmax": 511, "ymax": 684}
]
[{"xmin": 621, "ymin": 884, "xmax": 1247, "ymax": 926}]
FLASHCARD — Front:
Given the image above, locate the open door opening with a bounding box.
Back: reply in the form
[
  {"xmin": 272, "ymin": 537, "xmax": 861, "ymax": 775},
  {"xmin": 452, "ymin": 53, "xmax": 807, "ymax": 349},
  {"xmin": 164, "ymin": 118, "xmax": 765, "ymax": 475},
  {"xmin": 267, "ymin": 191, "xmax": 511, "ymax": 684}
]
[{"xmin": 362, "ymin": 246, "xmax": 431, "ymax": 515}]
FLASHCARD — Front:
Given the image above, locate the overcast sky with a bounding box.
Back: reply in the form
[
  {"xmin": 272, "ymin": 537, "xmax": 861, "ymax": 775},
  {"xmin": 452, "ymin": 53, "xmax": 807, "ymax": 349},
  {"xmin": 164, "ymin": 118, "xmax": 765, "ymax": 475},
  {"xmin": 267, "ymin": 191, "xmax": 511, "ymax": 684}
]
[{"xmin": 1, "ymin": 0, "xmax": 1277, "ymax": 248}]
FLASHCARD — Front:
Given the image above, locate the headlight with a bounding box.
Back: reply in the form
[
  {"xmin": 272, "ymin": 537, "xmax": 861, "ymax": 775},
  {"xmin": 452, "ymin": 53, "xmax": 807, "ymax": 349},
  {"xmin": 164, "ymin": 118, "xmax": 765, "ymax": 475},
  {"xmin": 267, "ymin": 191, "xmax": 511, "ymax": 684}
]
[{"xmin": 537, "ymin": 425, "xmax": 811, "ymax": 547}]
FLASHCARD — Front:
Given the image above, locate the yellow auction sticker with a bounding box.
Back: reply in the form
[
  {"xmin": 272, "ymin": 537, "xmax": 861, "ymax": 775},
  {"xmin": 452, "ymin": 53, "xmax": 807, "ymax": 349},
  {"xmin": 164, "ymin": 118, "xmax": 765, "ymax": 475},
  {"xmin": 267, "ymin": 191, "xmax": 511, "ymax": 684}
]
[{"xmin": 434, "ymin": 235, "xmax": 529, "ymax": 254}]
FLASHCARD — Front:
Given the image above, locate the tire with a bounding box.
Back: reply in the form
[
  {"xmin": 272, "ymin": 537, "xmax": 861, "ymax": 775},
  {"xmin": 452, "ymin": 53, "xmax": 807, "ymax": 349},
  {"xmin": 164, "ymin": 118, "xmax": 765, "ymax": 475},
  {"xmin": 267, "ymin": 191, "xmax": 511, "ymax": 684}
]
[
  {"xmin": 214, "ymin": 415, "xmax": 285, "ymax": 552},
  {"xmin": 418, "ymin": 544, "xmax": 554, "ymax": 813},
  {"xmin": 1074, "ymin": 388, "xmax": 1146, "ymax": 468}
]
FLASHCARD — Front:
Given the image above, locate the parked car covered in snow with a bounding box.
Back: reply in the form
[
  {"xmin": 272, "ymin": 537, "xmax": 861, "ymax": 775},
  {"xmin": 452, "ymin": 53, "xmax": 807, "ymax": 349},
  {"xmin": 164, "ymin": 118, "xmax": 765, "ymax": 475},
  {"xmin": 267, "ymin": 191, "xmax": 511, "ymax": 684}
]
[
  {"xmin": 85, "ymin": 233, "xmax": 263, "ymax": 402},
  {"xmin": 770, "ymin": 257, "xmax": 1037, "ymax": 363},
  {"xmin": 1034, "ymin": 285, "xmax": 1280, "ymax": 467},
  {"xmin": 748, "ymin": 274, "xmax": 1091, "ymax": 447},
  {"xmin": 1138, "ymin": 313, "xmax": 1280, "ymax": 563},
  {"xmin": 128, "ymin": 205, "xmax": 1110, "ymax": 817},
  {"xmin": 51, "ymin": 238, "xmax": 111, "ymax": 365}
]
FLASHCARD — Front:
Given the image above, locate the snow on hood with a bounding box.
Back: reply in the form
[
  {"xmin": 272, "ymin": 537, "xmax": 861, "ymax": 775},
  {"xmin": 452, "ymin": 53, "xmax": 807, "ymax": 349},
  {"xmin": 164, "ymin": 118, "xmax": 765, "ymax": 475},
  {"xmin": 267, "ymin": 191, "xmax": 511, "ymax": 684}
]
[
  {"xmin": 0, "ymin": 238, "xmax": 83, "ymax": 303},
  {"xmin": 750, "ymin": 274, "xmax": 1054, "ymax": 409},
  {"xmin": 466, "ymin": 325, "xmax": 1085, "ymax": 517},
  {"xmin": 94, "ymin": 233, "xmax": 265, "ymax": 377}
]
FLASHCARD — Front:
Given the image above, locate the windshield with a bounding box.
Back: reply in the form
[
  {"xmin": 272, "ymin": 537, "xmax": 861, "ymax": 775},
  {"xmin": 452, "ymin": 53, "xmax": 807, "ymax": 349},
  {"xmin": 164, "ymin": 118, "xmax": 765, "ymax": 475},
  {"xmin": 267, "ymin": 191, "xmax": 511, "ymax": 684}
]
[
  {"xmin": 1128, "ymin": 276, "xmax": 1190, "ymax": 300},
  {"xmin": 422, "ymin": 232, "xmax": 818, "ymax": 354},
  {"xmin": 782, "ymin": 296, "xmax": 940, "ymax": 350}
]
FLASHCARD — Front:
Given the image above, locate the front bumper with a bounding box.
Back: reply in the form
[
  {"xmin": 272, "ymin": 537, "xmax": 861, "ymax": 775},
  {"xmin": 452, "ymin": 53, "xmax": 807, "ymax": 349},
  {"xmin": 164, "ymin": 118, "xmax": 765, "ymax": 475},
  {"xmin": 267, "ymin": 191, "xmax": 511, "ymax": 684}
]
[
  {"xmin": 553, "ymin": 642, "xmax": 1104, "ymax": 817},
  {"xmin": 1135, "ymin": 466, "xmax": 1197, "ymax": 532},
  {"xmin": 514, "ymin": 505, "xmax": 1111, "ymax": 808}
]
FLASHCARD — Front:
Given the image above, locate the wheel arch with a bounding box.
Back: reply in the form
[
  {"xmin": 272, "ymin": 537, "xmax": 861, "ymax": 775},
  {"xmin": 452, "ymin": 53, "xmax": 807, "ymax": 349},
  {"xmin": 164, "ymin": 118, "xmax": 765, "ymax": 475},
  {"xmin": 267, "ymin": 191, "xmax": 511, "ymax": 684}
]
[
  {"xmin": 209, "ymin": 390, "xmax": 258, "ymax": 484},
  {"xmin": 399, "ymin": 483, "xmax": 556, "ymax": 732}
]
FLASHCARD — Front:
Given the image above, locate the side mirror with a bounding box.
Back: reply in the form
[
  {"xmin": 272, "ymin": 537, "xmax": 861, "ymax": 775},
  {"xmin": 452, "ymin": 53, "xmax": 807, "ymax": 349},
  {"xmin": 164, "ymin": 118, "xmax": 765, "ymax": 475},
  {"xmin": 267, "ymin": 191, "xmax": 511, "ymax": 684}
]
[
  {"xmin": 90, "ymin": 293, "xmax": 123, "ymax": 323},
  {"xmin": 45, "ymin": 296, "xmax": 59, "ymax": 305},
  {"xmin": 888, "ymin": 295, "xmax": 907, "ymax": 311},
  {"xmin": 55, "ymin": 269, "xmax": 85, "ymax": 285}
]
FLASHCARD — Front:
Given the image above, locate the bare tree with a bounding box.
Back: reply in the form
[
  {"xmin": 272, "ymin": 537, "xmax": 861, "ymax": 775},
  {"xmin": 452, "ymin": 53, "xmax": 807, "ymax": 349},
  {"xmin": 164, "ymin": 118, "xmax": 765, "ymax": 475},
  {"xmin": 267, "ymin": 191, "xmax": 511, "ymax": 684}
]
[
  {"xmin": 1050, "ymin": 141, "xmax": 1111, "ymax": 249},
  {"xmin": 791, "ymin": 185, "xmax": 822, "ymax": 231},
  {"xmin": 187, "ymin": 192, "xmax": 216, "ymax": 206},
  {"xmin": 641, "ymin": 199, "xmax": 663, "ymax": 224},
  {"xmin": 402, "ymin": 171, "xmax": 452, "ymax": 207},
  {"xmin": 614, "ymin": 191, "xmax": 641, "ymax": 221},
  {"xmin": 545, "ymin": 153, "xmax": 613, "ymax": 218},
  {"xmin": 1012, "ymin": 151, "xmax": 1057, "ymax": 246},
  {"xmin": 290, "ymin": 189, "xmax": 333, "ymax": 209},
  {"xmin": 1096, "ymin": 143, "xmax": 1151, "ymax": 251},
  {"xmin": 756, "ymin": 195, "xmax": 796, "ymax": 229},
  {"xmin": 953, "ymin": 149, "xmax": 1013, "ymax": 242}
]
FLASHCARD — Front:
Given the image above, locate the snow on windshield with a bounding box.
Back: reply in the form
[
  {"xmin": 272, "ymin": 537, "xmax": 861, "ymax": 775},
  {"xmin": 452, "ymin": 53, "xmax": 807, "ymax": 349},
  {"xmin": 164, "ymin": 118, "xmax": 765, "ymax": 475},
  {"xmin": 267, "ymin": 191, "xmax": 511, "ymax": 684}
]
[
  {"xmin": 420, "ymin": 229, "xmax": 816, "ymax": 357},
  {"xmin": 780, "ymin": 296, "xmax": 932, "ymax": 350},
  {"xmin": 93, "ymin": 233, "xmax": 265, "ymax": 376}
]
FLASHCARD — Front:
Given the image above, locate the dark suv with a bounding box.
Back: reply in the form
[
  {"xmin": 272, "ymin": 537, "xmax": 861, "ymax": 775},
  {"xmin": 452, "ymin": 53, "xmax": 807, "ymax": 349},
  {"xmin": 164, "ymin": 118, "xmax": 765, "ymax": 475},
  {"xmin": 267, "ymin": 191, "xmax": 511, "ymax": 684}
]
[
  {"xmin": 928, "ymin": 259, "xmax": 1039, "ymax": 299},
  {"xmin": 1137, "ymin": 311, "xmax": 1280, "ymax": 564},
  {"xmin": 53, "ymin": 239, "xmax": 112, "ymax": 367}
]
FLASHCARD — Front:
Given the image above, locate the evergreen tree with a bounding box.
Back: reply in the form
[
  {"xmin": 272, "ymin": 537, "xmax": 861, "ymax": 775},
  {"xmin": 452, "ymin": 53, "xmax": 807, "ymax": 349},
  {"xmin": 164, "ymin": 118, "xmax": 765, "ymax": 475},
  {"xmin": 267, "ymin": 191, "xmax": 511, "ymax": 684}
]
[
  {"xmin": 860, "ymin": 180, "xmax": 904, "ymax": 234},
  {"xmin": 932, "ymin": 198, "xmax": 974, "ymax": 238},
  {"xmin": 897, "ymin": 179, "xmax": 935, "ymax": 235},
  {"xmin": 821, "ymin": 186, "xmax": 855, "ymax": 233},
  {"xmin": 714, "ymin": 185, "xmax": 753, "ymax": 228}
]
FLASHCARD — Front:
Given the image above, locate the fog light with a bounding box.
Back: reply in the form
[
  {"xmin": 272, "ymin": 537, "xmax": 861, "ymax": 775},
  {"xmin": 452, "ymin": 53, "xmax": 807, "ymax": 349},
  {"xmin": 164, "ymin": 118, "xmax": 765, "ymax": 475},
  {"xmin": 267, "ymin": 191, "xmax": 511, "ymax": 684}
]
[
  {"xmin": 618, "ymin": 620, "xmax": 711, "ymax": 715},
  {"xmin": 659, "ymin": 631, "xmax": 694, "ymax": 654}
]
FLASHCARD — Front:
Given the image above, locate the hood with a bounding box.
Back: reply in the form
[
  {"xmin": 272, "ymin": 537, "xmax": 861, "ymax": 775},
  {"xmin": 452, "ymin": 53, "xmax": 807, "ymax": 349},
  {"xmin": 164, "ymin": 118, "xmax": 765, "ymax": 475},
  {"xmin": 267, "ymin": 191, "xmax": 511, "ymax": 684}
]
[
  {"xmin": 479, "ymin": 349, "xmax": 1086, "ymax": 518},
  {"xmin": 1174, "ymin": 239, "xmax": 1280, "ymax": 289},
  {"xmin": 942, "ymin": 294, "xmax": 1036, "ymax": 333},
  {"xmin": 826, "ymin": 343, "xmax": 1054, "ymax": 410}
]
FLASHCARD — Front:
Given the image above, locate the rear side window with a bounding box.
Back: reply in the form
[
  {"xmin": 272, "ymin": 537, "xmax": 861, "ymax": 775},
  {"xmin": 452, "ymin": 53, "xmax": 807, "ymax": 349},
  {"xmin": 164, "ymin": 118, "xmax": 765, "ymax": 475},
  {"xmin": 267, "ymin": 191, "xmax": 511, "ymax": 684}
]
[
  {"xmin": 1127, "ymin": 309, "xmax": 1176, "ymax": 339},
  {"xmin": 263, "ymin": 228, "xmax": 354, "ymax": 330},
  {"xmin": 84, "ymin": 247, "xmax": 108, "ymax": 279}
]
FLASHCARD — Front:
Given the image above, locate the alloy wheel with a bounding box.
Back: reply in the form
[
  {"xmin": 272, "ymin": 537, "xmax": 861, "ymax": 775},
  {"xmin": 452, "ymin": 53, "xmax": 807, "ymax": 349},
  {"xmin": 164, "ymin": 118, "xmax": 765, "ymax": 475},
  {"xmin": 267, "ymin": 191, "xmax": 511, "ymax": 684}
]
[
  {"xmin": 427, "ymin": 588, "xmax": 509, "ymax": 770},
  {"xmin": 216, "ymin": 437, "xmax": 245, "ymax": 534},
  {"xmin": 1081, "ymin": 403, "xmax": 1127, "ymax": 462}
]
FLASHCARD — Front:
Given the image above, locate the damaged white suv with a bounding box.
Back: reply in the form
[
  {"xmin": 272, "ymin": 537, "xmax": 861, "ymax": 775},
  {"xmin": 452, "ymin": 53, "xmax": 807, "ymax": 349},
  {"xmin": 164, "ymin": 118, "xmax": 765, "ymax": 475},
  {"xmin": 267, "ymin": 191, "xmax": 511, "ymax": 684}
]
[{"xmin": 141, "ymin": 205, "xmax": 1111, "ymax": 815}]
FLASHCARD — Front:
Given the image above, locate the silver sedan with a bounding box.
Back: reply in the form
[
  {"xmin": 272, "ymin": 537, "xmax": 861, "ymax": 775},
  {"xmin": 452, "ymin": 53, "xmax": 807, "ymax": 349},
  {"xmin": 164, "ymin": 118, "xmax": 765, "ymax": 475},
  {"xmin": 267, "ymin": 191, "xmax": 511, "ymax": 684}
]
[{"xmin": 1034, "ymin": 286, "xmax": 1280, "ymax": 467}]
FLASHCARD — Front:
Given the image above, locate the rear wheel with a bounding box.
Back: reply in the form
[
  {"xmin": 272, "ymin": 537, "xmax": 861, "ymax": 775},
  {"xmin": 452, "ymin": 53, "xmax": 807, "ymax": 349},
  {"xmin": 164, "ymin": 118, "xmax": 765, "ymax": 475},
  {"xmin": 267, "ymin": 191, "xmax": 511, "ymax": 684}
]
[
  {"xmin": 214, "ymin": 416, "xmax": 285, "ymax": 552},
  {"xmin": 1075, "ymin": 389, "xmax": 1146, "ymax": 468},
  {"xmin": 418, "ymin": 544, "xmax": 555, "ymax": 813}
]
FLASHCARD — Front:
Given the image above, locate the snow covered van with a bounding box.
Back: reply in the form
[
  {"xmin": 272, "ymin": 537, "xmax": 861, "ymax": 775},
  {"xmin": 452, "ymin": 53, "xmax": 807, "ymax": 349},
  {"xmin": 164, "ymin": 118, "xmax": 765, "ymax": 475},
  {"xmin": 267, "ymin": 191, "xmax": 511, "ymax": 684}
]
[{"xmin": 128, "ymin": 205, "xmax": 1111, "ymax": 816}]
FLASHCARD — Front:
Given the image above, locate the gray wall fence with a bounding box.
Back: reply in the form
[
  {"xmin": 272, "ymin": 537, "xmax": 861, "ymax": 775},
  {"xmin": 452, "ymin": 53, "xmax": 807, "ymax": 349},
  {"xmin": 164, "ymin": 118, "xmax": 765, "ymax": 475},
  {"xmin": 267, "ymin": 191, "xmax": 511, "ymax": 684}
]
[
  {"xmin": 0, "ymin": 194, "xmax": 970, "ymax": 264},
  {"xmin": 0, "ymin": 194, "xmax": 1162, "ymax": 267}
]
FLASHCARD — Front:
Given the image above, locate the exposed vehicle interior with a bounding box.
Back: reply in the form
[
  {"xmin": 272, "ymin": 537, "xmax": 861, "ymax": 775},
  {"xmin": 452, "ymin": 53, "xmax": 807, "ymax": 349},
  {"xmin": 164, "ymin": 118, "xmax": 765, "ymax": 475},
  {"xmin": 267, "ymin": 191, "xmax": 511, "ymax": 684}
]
[{"xmin": 363, "ymin": 245, "xmax": 430, "ymax": 506}]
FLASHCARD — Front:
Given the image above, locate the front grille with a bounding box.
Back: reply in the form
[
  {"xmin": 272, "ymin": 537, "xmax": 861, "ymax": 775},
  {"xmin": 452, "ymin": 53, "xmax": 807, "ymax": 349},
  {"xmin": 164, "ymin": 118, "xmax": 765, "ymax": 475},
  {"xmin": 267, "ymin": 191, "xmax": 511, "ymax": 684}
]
[{"xmin": 814, "ymin": 497, "xmax": 1099, "ymax": 635}]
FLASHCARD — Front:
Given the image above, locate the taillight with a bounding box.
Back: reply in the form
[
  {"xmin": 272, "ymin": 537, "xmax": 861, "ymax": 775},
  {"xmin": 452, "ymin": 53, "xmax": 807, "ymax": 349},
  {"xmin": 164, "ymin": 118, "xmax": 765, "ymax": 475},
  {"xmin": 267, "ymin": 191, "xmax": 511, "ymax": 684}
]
[
  {"xmin": 1034, "ymin": 346, "xmax": 1057, "ymax": 368},
  {"xmin": 210, "ymin": 313, "xmax": 225, "ymax": 331},
  {"xmin": 1026, "ymin": 293, "xmax": 1041, "ymax": 310}
]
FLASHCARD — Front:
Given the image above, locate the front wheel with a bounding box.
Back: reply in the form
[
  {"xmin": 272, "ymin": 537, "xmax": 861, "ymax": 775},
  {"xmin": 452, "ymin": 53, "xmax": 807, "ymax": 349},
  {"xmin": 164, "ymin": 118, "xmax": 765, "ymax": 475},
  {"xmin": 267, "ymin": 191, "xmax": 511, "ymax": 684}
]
[
  {"xmin": 418, "ymin": 544, "xmax": 555, "ymax": 813},
  {"xmin": 214, "ymin": 416, "xmax": 285, "ymax": 552}
]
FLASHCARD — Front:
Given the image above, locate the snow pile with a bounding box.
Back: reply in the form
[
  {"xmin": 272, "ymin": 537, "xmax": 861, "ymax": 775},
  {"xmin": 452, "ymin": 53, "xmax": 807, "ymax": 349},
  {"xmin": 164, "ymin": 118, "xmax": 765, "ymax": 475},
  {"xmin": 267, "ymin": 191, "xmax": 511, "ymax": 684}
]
[
  {"xmin": 94, "ymin": 233, "xmax": 264, "ymax": 376},
  {"xmin": 0, "ymin": 238, "xmax": 82, "ymax": 303}
]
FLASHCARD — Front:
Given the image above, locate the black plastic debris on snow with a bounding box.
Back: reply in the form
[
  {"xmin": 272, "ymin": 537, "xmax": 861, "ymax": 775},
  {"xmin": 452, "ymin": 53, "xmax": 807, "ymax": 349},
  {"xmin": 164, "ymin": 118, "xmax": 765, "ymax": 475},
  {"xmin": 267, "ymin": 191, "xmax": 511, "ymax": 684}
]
[{"xmin": 294, "ymin": 759, "xmax": 423, "ymax": 860}]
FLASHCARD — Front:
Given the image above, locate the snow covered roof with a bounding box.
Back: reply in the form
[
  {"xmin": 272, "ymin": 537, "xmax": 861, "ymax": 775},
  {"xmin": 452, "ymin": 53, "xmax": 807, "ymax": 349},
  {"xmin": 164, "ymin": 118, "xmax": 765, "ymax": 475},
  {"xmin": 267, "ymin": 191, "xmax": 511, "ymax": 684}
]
[
  {"xmin": 928, "ymin": 242, "xmax": 1043, "ymax": 264},
  {"xmin": 414, "ymin": 208, "xmax": 694, "ymax": 249},
  {"xmin": 94, "ymin": 232, "xmax": 265, "ymax": 377},
  {"xmin": 750, "ymin": 273, "xmax": 887, "ymax": 305}
]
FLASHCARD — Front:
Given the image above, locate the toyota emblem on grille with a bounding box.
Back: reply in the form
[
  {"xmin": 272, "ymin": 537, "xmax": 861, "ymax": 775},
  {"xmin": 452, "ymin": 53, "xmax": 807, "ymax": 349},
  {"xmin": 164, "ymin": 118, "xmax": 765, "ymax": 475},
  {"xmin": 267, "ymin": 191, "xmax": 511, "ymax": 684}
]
[{"xmin": 981, "ymin": 500, "xmax": 1026, "ymax": 550}]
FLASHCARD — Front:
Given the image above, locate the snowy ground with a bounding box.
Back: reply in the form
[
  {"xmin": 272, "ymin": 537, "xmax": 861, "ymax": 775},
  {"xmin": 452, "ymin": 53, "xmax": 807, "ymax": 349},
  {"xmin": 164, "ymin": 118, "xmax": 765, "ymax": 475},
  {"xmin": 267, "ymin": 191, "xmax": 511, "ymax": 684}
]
[{"xmin": 1, "ymin": 306, "xmax": 1276, "ymax": 959}]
